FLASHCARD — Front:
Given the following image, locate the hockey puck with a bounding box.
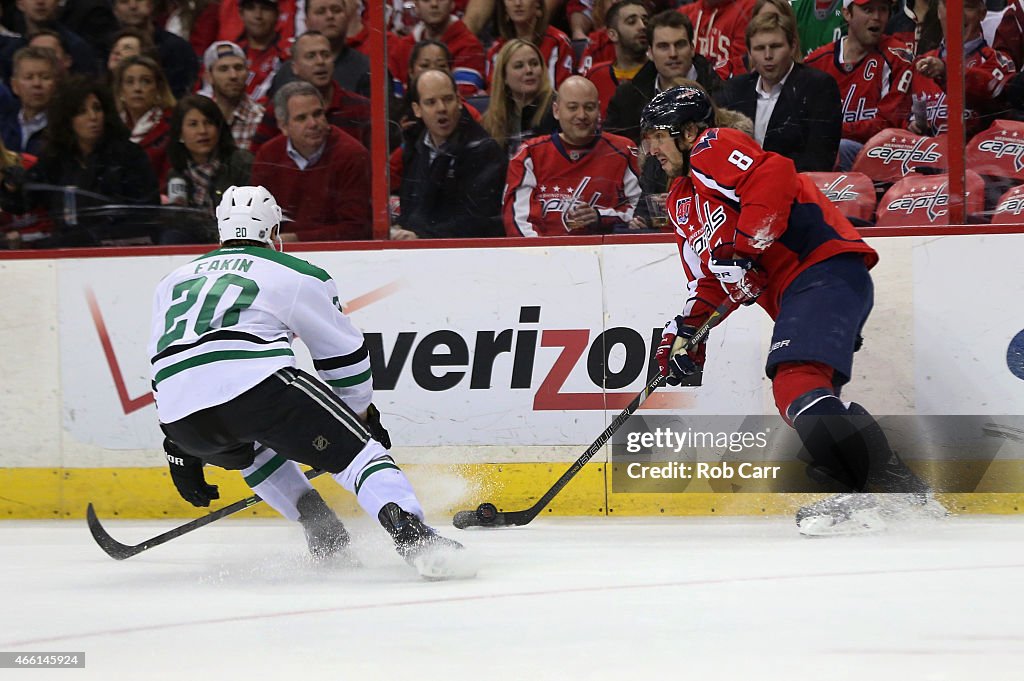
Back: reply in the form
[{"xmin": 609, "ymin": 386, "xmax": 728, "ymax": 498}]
[{"xmin": 476, "ymin": 503, "xmax": 499, "ymax": 524}]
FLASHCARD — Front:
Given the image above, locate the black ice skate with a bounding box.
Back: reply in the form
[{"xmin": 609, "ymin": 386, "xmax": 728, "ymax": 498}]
[
  {"xmin": 378, "ymin": 503, "xmax": 477, "ymax": 580},
  {"xmin": 296, "ymin": 489, "xmax": 356, "ymax": 563},
  {"xmin": 796, "ymin": 493, "xmax": 886, "ymax": 537}
]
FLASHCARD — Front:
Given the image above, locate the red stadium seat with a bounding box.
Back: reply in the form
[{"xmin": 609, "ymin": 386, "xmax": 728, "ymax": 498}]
[
  {"xmin": 875, "ymin": 170, "xmax": 985, "ymax": 226},
  {"xmin": 852, "ymin": 128, "xmax": 948, "ymax": 184},
  {"xmin": 991, "ymin": 184, "xmax": 1024, "ymax": 223},
  {"xmin": 803, "ymin": 172, "xmax": 877, "ymax": 224},
  {"xmin": 965, "ymin": 119, "xmax": 1024, "ymax": 180}
]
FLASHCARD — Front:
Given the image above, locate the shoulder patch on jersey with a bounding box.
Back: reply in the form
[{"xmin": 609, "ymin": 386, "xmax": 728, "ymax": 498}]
[
  {"xmin": 690, "ymin": 128, "xmax": 718, "ymax": 157},
  {"xmin": 885, "ymin": 45, "xmax": 915, "ymax": 64},
  {"xmin": 674, "ymin": 197, "xmax": 692, "ymax": 224},
  {"xmin": 995, "ymin": 50, "xmax": 1015, "ymax": 71}
]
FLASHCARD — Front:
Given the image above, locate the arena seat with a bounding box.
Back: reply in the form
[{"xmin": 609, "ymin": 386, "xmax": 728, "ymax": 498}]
[
  {"xmin": 991, "ymin": 184, "xmax": 1024, "ymax": 223},
  {"xmin": 465, "ymin": 94, "xmax": 490, "ymax": 114},
  {"xmin": 852, "ymin": 128, "xmax": 948, "ymax": 184},
  {"xmin": 804, "ymin": 172, "xmax": 877, "ymax": 224},
  {"xmin": 875, "ymin": 170, "xmax": 985, "ymax": 226},
  {"xmin": 965, "ymin": 119, "xmax": 1024, "ymax": 181}
]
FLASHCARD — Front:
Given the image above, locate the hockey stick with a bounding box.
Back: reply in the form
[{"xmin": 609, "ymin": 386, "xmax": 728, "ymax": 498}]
[
  {"xmin": 86, "ymin": 468, "xmax": 327, "ymax": 560},
  {"xmin": 452, "ymin": 302, "xmax": 734, "ymax": 529}
]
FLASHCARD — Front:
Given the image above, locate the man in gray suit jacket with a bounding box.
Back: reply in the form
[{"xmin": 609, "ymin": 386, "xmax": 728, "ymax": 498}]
[{"xmin": 715, "ymin": 12, "xmax": 842, "ymax": 172}]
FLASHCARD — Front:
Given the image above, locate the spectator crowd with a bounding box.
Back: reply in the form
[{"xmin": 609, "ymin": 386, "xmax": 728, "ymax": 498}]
[{"xmin": 0, "ymin": 0, "xmax": 1020, "ymax": 248}]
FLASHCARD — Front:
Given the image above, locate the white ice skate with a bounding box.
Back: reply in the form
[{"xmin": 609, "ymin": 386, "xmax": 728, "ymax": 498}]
[{"xmin": 796, "ymin": 493, "xmax": 887, "ymax": 537}]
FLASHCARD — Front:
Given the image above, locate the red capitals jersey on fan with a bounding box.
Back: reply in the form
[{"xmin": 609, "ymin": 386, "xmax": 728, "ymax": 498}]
[
  {"xmin": 239, "ymin": 36, "xmax": 289, "ymax": 104},
  {"xmin": 579, "ymin": 29, "xmax": 615, "ymax": 76},
  {"xmin": 666, "ymin": 127, "xmax": 877, "ymax": 321},
  {"xmin": 995, "ymin": 0, "xmax": 1024, "ymax": 68},
  {"xmin": 584, "ymin": 61, "xmax": 626, "ymax": 117},
  {"xmin": 486, "ymin": 26, "xmax": 576, "ymax": 88},
  {"xmin": 804, "ymin": 37, "xmax": 915, "ymax": 143},
  {"xmin": 390, "ymin": 19, "xmax": 486, "ymax": 95},
  {"xmin": 504, "ymin": 132, "xmax": 641, "ymax": 237},
  {"xmin": 679, "ymin": 0, "xmax": 755, "ymax": 79},
  {"xmin": 909, "ymin": 40, "xmax": 1016, "ymax": 136}
]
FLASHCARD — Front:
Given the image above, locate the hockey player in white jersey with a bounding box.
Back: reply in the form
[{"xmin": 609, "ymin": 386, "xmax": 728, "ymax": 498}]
[{"xmin": 149, "ymin": 185, "xmax": 474, "ymax": 580}]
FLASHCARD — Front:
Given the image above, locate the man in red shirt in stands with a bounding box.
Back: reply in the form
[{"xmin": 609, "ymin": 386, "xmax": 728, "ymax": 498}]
[
  {"xmin": 804, "ymin": 0, "xmax": 915, "ymax": 170},
  {"xmin": 389, "ymin": 0, "xmax": 486, "ymax": 95},
  {"xmin": 582, "ymin": 0, "xmax": 649, "ymax": 118},
  {"xmin": 908, "ymin": 0, "xmax": 1014, "ymax": 137},
  {"xmin": 251, "ymin": 31, "xmax": 371, "ymax": 150},
  {"xmin": 504, "ymin": 76, "xmax": 640, "ymax": 236},
  {"xmin": 678, "ymin": 0, "xmax": 756, "ymax": 79},
  {"xmin": 251, "ymin": 80, "xmax": 371, "ymax": 241}
]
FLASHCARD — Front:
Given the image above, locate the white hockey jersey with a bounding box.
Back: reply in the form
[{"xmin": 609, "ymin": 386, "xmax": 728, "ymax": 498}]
[{"xmin": 148, "ymin": 246, "xmax": 372, "ymax": 424}]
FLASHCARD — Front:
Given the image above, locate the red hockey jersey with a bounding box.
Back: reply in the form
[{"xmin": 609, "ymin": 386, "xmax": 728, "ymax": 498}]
[
  {"xmin": 678, "ymin": 0, "xmax": 756, "ymax": 80},
  {"xmin": 583, "ymin": 60, "xmax": 631, "ymax": 117},
  {"xmin": 666, "ymin": 127, "xmax": 877, "ymax": 321},
  {"xmin": 239, "ymin": 35, "xmax": 290, "ymax": 104},
  {"xmin": 390, "ymin": 18, "xmax": 486, "ymax": 95},
  {"xmin": 908, "ymin": 39, "xmax": 1016, "ymax": 137},
  {"xmin": 486, "ymin": 26, "xmax": 576, "ymax": 89},
  {"xmin": 579, "ymin": 28, "xmax": 615, "ymax": 76},
  {"xmin": 994, "ymin": 0, "xmax": 1024, "ymax": 68},
  {"xmin": 804, "ymin": 36, "xmax": 915, "ymax": 143},
  {"xmin": 504, "ymin": 132, "xmax": 641, "ymax": 236}
]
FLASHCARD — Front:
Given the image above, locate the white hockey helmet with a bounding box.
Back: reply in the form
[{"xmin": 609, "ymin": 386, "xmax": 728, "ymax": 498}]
[{"xmin": 216, "ymin": 185, "xmax": 283, "ymax": 246}]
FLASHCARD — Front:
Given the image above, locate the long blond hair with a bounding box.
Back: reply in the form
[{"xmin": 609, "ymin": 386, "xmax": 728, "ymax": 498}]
[
  {"xmin": 113, "ymin": 55, "xmax": 176, "ymax": 118},
  {"xmin": 482, "ymin": 39, "xmax": 554, "ymax": 150},
  {"xmin": 0, "ymin": 136, "xmax": 20, "ymax": 170}
]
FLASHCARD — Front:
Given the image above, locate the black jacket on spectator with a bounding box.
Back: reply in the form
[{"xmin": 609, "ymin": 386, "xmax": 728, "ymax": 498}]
[
  {"xmin": 1, "ymin": 0, "xmax": 115, "ymax": 55},
  {"xmin": 500, "ymin": 102, "xmax": 557, "ymax": 158},
  {"xmin": 0, "ymin": 106, "xmax": 47, "ymax": 156},
  {"xmin": 398, "ymin": 109, "xmax": 506, "ymax": 238},
  {"xmin": 60, "ymin": 0, "xmax": 118, "ymax": 56},
  {"xmin": 269, "ymin": 45, "xmax": 372, "ymax": 98},
  {"xmin": 715, "ymin": 63, "xmax": 842, "ymax": 173},
  {"xmin": 165, "ymin": 148, "xmax": 254, "ymax": 243},
  {"xmin": 0, "ymin": 137, "xmax": 159, "ymax": 247},
  {"xmin": 604, "ymin": 57, "xmax": 723, "ymax": 144},
  {"xmin": 153, "ymin": 28, "xmax": 199, "ymax": 98},
  {"xmin": 0, "ymin": 25, "xmax": 99, "ymax": 81}
]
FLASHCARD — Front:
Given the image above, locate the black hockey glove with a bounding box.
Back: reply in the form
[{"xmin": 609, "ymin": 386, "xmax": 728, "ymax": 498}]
[
  {"xmin": 163, "ymin": 438, "xmax": 220, "ymax": 507},
  {"xmin": 365, "ymin": 403, "xmax": 392, "ymax": 449}
]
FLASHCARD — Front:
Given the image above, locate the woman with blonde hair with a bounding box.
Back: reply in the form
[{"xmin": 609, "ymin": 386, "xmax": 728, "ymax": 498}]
[
  {"xmin": 485, "ymin": 0, "xmax": 575, "ymax": 88},
  {"xmin": 113, "ymin": 55, "xmax": 176, "ymax": 184},
  {"xmin": 482, "ymin": 39, "xmax": 557, "ymax": 157}
]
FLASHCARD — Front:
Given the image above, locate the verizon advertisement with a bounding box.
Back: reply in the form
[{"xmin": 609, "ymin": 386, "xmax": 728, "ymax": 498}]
[
  {"xmin": 45, "ymin": 234, "xmax": 1024, "ymax": 457},
  {"xmin": 57, "ymin": 244, "xmax": 767, "ymax": 450}
]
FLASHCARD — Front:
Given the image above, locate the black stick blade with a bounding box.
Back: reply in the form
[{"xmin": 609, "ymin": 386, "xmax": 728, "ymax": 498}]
[
  {"xmin": 452, "ymin": 509, "xmax": 479, "ymax": 529},
  {"xmin": 86, "ymin": 503, "xmax": 141, "ymax": 560}
]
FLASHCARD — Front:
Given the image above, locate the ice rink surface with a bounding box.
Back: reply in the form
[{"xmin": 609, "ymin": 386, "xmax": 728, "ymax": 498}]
[{"xmin": 2, "ymin": 514, "xmax": 1023, "ymax": 681}]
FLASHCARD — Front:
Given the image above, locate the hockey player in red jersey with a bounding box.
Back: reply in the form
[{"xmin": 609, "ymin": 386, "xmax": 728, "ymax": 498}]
[
  {"xmin": 504, "ymin": 76, "xmax": 641, "ymax": 236},
  {"xmin": 804, "ymin": 0, "xmax": 915, "ymax": 169},
  {"xmin": 641, "ymin": 86, "xmax": 944, "ymax": 535}
]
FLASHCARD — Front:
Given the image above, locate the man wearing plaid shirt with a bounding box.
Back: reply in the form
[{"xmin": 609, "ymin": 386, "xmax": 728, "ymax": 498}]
[{"xmin": 202, "ymin": 41, "xmax": 266, "ymax": 152}]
